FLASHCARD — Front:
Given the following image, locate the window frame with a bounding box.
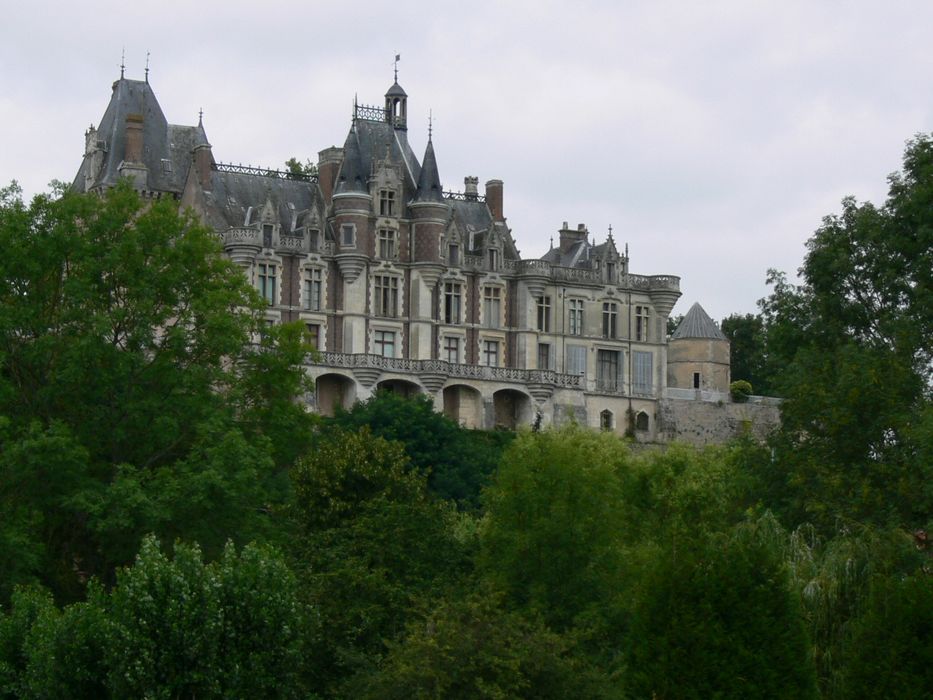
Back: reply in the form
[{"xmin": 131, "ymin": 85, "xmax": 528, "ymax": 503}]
[
  {"xmin": 536, "ymin": 295, "xmax": 551, "ymax": 333},
  {"xmin": 374, "ymin": 274, "xmax": 400, "ymax": 317}
]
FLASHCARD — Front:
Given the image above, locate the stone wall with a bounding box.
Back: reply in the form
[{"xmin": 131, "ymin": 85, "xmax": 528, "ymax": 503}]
[{"xmin": 657, "ymin": 395, "xmax": 781, "ymax": 446}]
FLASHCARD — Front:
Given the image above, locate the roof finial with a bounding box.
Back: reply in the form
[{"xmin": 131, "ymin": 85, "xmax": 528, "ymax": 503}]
[
  {"xmin": 120, "ymin": 47, "xmax": 125, "ymax": 79},
  {"xmin": 549, "ymin": 236, "xmax": 554, "ymax": 250},
  {"xmin": 144, "ymin": 51, "xmax": 150, "ymax": 82},
  {"xmin": 198, "ymin": 107, "xmax": 203, "ymax": 126},
  {"xmin": 428, "ymin": 109, "xmax": 433, "ymax": 140},
  {"xmin": 394, "ymin": 53, "xmax": 400, "ymax": 82},
  {"xmin": 608, "ymin": 223, "xmax": 613, "ymax": 240}
]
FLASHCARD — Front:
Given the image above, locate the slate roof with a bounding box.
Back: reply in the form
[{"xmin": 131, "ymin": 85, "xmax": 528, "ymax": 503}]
[
  {"xmin": 671, "ymin": 303, "xmax": 727, "ymax": 340},
  {"xmin": 73, "ymin": 78, "xmax": 200, "ymax": 194},
  {"xmin": 335, "ymin": 117, "xmax": 422, "ymax": 198},
  {"xmin": 414, "ymin": 138, "xmax": 443, "ymax": 202},
  {"xmin": 199, "ymin": 170, "xmax": 320, "ymax": 233}
]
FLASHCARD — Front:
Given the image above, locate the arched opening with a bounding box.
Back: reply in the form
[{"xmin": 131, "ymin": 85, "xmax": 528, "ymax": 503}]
[
  {"xmin": 600, "ymin": 409, "xmax": 614, "ymax": 431},
  {"xmin": 493, "ymin": 389, "xmax": 533, "ymax": 430},
  {"xmin": 442, "ymin": 384, "xmax": 482, "ymax": 428},
  {"xmin": 315, "ymin": 373, "xmax": 356, "ymax": 416},
  {"xmin": 635, "ymin": 411, "xmax": 650, "ymax": 432},
  {"xmin": 376, "ymin": 378, "xmax": 421, "ymax": 399}
]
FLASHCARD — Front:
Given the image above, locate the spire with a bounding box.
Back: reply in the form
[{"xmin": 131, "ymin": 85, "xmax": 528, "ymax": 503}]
[
  {"xmin": 414, "ymin": 135, "xmax": 443, "ymax": 203},
  {"xmin": 334, "ymin": 126, "xmax": 367, "ymax": 194}
]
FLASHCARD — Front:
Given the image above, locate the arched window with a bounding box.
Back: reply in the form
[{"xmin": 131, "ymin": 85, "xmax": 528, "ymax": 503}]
[
  {"xmin": 600, "ymin": 409, "xmax": 613, "ymax": 431},
  {"xmin": 635, "ymin": 411, "xmax": 650, "ymax": 432}
]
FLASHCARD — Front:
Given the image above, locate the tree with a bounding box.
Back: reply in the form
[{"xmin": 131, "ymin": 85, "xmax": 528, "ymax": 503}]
[
  {"xmin": 0, "ymin": 537, "xmax": 310, "ymax": 698},
  {"xmin": 628, "ymin": 515, "xmax": 818, "ymax": 700},
  {"xmin": 0, "ymin": 183, "xmax": 313, "ymax": 599},
  {"xmin": 757, "ymin": 135, "xmax": 933, "ymax": 532},
  {"xmin": 364, "ymin": 593, "xmax": 606, "ymax": 700},
  {"xmin": 478, "ymin": 426, "xmax": 628, "ymax": 630},
  {"xmin": 291, "ymin": 426, "xmax": 472, "ymax": 695},
  {"xmin": 324, "ymin": 391, "xmax": 512, "ymax": 509},
  {"xmin": 721, "ymin": 312, "xmax": 770, "ymax": 394},
  {"xmin": 284, "ymin": 157, "xmax": 317, "ymax": 179}
]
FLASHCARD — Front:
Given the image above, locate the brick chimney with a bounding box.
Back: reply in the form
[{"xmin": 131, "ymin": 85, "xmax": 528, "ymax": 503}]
[
  {"xmin": 193, "ymin": 144, "xmax": 213, "ymax": 190},
  {"xmin": 317, "ymin": 146, "xmax": 344, "ymax": 207},
  {"xmin": 124, "ymin": 113, "xmax": 144, "ymax": 163},
  {"xmin": 485, "ymin": 179, "xmax": 503, "ymax": 221},
  {"xmin": 559, "ymin": 222, "xmax": 588, "ymax": 253}
]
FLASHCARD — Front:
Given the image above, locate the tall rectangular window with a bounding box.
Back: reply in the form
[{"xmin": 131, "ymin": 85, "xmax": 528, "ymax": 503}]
[
  {"xmin": 444, "ymin": 282, "xmax": 462, "ymax": 324},
  {"xmin": 568, "ymin": 299, "xmax": 584, "ymax": 336},
  {"xmin": 602, "ymin": 302, "xmax": 618, "ymax": 339},
  {"xmin": 597, "ymin": 349, "xmax": 621, "ymax": 392},
  {"xmin": 374, "ymin": 275, "xmax": 399, "ymax": 317},
  {"xmin": 488, "ymin": 248, "xmax": 499, "ymax": 270},
  {"xmin": 378, "ymin": 229, "xmax": 397, "ymax": 259},
  {"xmin": 482, "ymin": 340, "xmax": 500, "ymax": 367},
  {"xmin": 305, "ymin": 268, "xmax": 322, "ymax": 311},
  {"xmin": 305, "ymin": 323, "xmax": 320, "ymax": 350},
  {"xmin": 308, "ymin": 228, "xmax": 320, "ymax": 252},
  {"xmin": 536, "ymin": 296, "xmax": 551, "ymax": 332},
  {"xmin": 262, "ymin": 224, "xmax": 273, "ymax": 248},
  {"xmin": 341, "ymin": 224, "xmax": 355, "ymax": 248},
  {"xmin": 635, "ymin": 305, "xmax": 650, "ymax": 342},
  {"xmin": 633, "ymin": 351, "xmax": 653, "ymax": 393},
  {"xmin": 566, "ymin": 344, "xmax": 586, "ymax": 376},
  {"xmin": 483, "ymin": 287, "xmax": 501, "ymax": 329},
  {"xmin": 374, "ymin": 330, "xmax": 396, "ymax": 358},
  {"xmin": 379, "ymin": 189, "xmax": 396, "ymax": 216},
  {"xmin": 448, "ymin": 243, "xmax": 460, "ymax": 266},
  {"xmin": 443, "ymin": 336, "xmax": 461, "ymax": 364},
  {"xmin": 537, "ymin": 343, "xmax": 551, "ymax": 370},
  {"xmin": 258, "ymin": 263, "xmax": 277, "ymax": 305}
]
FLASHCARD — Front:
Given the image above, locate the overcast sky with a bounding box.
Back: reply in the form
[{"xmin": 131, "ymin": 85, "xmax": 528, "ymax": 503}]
[{"xmin": 3, "ymin": 1, "xmax": 931, "ymax": 322}]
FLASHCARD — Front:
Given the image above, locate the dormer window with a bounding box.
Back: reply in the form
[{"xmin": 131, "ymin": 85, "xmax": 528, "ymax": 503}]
[
  {"xmin": 606, "ymin": 261, "xmax": 616, "ymax": 283},
  {"xmin": 379, "ymin": 189, "xmax": 396, "ymax": 216},
  {"xmin": 309, "ymin": 228, "xmax": 320, "ymax": 252},
  {"xmin": 262, "ymin": 224, "xmax": 274, "ymax": 248},
  {"xmin": 448, "ymin": 243, "xmax": 460, "ymax": 266},
  {"xmin": 488, "ymin": 248, "xmax": 499, "ymax": 271}
]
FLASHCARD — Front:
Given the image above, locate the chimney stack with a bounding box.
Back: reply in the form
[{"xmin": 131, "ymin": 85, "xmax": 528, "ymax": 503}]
[
  {"xmin": 464, "ymin": 176, "xmax": 479, "ymax": 200},
  {"xmin": 559, "ymin": 221, "xmax": 588, "ymax": 253},
  {"xmin": 317, "ymin": 146, "xmax": 344, "ymax": 207},
  {"xmin": 193, "ymin": 144, "xmax": 213, "ymax": 190},
  {"xmin": 124, "ymin": 113, "xmax": 144, "ymax": 163},
  {"xmin": 485, "ymin": 179, "xmax": 503, "ymax": 221}
]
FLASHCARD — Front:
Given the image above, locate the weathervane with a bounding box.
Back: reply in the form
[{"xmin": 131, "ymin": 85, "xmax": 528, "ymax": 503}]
[
  {"xmin": 120, "ymin": 47, "xmax": 125, "ymax": 79},
  {"xmin": 394, "ymin": 53, "xmax": 400, "ymax": 82}
]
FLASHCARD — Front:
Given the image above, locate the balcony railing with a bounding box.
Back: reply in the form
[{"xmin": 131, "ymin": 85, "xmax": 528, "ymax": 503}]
[
  {"xmin": 312, "ymin": 351, "xmax": 583, "ymax": 390},
  {"xmin": 213, "ymin": 162, "xmax": 318, "ymax": 183}
]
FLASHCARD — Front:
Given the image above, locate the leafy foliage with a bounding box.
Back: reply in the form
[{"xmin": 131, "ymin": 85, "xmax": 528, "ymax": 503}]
[
  {"xmin": 323, "ymin": 391, "xmax": 512, "ymax": 508},
  {"xmin": 0, "ymin": 183, "xmax": 313, "ymax": 599}
]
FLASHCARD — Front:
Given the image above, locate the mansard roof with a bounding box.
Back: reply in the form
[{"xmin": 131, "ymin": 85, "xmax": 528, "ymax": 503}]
[
  {"xmin": 197, "ymin": 170, "xmax": 321, "ymax": 233},
  {"xmin": 671, "ymin": 302, "xmax": 727, "ymax": 340},
  {"xmin": 73, "ymin": 77, "xmax": 200, "ymax": 194}
]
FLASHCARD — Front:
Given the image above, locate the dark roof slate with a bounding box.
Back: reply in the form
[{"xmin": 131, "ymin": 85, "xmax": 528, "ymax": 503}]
[
  {"xmin": 73, "ymin": 78, "xmax": 198, "ymax": 194},
  {"xmin": 672, "ymin": 303, "xmax": 727, "ymax": 340},
  {"xmin": 414, "ymin": 138, "xmax": 443, "ymax": 202}
]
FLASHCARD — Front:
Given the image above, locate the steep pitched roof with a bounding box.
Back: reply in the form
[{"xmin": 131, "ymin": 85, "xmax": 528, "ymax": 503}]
[
  {"xmin": 414, "ymin": 137, "xmax": 443, "ymax": 202},
  {"xmin": 671, "ymin": 302, "xmax": 727, "ymax": 340},
  {"xmin": 72, "ymin": 77, "xmax": 200, "ymax": 194}
]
